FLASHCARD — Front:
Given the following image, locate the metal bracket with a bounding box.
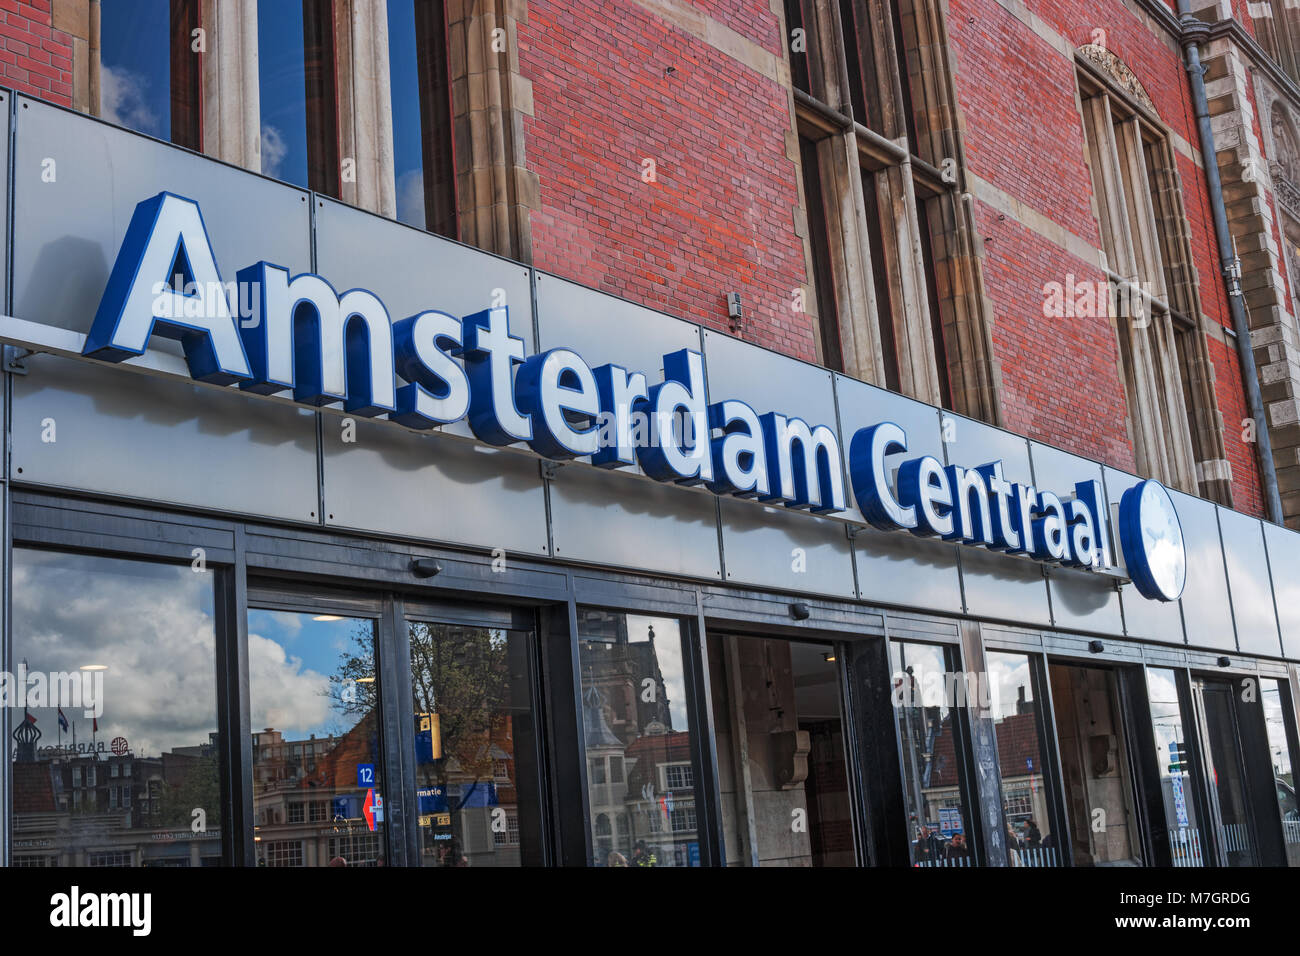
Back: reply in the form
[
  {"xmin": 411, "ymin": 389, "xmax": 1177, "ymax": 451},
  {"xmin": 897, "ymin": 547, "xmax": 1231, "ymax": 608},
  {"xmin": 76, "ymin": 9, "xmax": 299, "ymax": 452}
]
[
  {"xmin": 845, "ymin": 524, "xmax": 862, "ymax": 541},
  {"xmin": 539, "ymin": 460, "xmax": 561, "ymax": 481},
  {"xmin": 3, "ymin": 345, "xmax": 32, "ymax": 375}
]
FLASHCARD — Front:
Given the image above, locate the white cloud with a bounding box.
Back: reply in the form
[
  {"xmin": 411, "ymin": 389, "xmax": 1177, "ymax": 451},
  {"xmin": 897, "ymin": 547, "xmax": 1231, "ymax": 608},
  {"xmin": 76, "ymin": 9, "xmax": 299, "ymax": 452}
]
[
  {"xmin": 260, "ymin": 123, "xmax": 288, "ymax": 179},
  {"xmin": 247, "ymin": 631, "xmax": 332, "ymax": 738},
  {"xmin": 99, "ymin": 65, "xmax": 160, "ymax": 137},
  {"xmin": 12, "ymin": 555, "xmax": 217, "ymax": 756},
  {"xmin": 396, "ymin": 167, "xmax": 426, "ymax": 230}
]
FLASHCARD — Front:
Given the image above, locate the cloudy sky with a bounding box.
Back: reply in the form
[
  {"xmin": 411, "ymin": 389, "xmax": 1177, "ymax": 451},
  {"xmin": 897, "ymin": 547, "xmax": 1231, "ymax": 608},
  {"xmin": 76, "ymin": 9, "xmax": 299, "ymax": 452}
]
[
  {"xmin": 11, "ymin": 551, "xmax": 368, "ymax": 757},
  {"xmin": 248, "ymin": 610, "xmax": 373, "ymax": 740},
  {"xmin": 12, "ymin": 549, "xmax": 217, "ymax": 757},
  {"xmin": 99, "ymin": 0, "xmax": 169, "ymax": 140}
]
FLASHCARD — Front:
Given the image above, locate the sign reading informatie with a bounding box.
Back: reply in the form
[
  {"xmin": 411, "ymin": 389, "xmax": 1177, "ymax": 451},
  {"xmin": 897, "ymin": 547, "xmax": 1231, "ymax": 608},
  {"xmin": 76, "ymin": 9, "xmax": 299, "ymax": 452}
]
[{"xmin": 75, "ymin": 191, "xmax": 1185, "ymax": 602}]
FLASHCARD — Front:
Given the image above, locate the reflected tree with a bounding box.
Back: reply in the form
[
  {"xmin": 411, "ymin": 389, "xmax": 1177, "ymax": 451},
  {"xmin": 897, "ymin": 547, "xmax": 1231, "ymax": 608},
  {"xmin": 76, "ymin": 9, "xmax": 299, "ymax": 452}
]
[{"xmin": 330, "ymin": 622, "xmax": 512, "ymax": 820}]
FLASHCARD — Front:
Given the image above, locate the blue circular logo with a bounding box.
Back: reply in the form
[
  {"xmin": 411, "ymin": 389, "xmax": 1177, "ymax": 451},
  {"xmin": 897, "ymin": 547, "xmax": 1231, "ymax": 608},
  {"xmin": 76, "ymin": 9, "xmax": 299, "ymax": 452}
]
[{"xmin": 1119, "ymin": 479, "xmax": 1186, "ymax": 602}]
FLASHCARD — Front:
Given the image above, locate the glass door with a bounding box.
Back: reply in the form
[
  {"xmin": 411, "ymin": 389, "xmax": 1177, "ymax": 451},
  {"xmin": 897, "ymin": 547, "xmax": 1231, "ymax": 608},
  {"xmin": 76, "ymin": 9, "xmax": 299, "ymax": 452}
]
[
  {"xmin": 246, "ymin": 591, "xmax": 387, "ymax": 867},
  {"xmin": 1047, "ymin": 662, "xmax": 1143, "ymax": 865},
  {"xmin": 403, "ymin": 601, "xmax": 547, "ymax": 867},
  {"xmin": 1190, "ymin": 677, "xmax": 1257, "ymax": 867}
]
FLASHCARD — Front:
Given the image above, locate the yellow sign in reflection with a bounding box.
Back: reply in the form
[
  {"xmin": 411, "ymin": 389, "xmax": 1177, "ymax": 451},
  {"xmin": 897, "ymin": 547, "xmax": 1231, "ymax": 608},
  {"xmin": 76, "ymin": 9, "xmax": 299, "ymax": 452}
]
[
  {"xmin": 418, "ymin": 813, "xmax": 452, "ymax": 828},
  {"xmin": 418, "ymin": 712, "xmax": 442, "ymax": 760}
]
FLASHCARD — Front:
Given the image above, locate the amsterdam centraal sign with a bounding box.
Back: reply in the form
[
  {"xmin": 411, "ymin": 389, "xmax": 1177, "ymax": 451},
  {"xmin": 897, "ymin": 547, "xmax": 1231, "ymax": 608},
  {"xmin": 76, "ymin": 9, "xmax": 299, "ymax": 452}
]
[{"xmin": 77, "ymin": 192, "xmax": 1185, "ymax": 603}]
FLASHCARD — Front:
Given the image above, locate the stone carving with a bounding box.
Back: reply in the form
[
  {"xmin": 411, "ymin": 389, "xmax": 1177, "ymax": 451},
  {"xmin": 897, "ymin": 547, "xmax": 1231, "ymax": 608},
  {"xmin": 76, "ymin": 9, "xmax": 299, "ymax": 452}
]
[{"xmin": 1076, "ymin": 44, "xmax": 1156, "ymax": 113}]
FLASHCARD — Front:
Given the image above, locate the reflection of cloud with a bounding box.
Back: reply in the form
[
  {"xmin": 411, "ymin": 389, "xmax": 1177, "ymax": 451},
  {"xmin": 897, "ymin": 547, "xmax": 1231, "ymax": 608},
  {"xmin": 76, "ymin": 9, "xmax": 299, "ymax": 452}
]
[
  {"xmin": 396, "ymin": 168, "xmax": 426, "ymax": 230},
  {"xmin": 260, "ymin": 123, "xmax": 288, "ymax": 178},
  {"xmin": 100, "ymin": 65, "xmax": 160, "ymax": 136},
  {"xmin": 248, "ymin": 632, "xmax": 332, "ymax": 738},
  {"xmin": 987, "ymin": 653, "xmax": 1033, "ymax": 720},
  {"xmin": 12, "ymin": 552, "xmax": 214, "ymax": 757}
]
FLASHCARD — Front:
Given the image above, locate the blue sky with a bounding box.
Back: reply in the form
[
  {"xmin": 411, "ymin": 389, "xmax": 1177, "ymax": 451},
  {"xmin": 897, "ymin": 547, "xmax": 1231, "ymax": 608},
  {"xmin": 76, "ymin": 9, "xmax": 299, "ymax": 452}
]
[
  {"xmin": 256, "ymin": 1, "xmax": 309, "ymax": 186},
  {"xmin": 99, "ymin": 0, "xmax": 171, "ymax": 140}
]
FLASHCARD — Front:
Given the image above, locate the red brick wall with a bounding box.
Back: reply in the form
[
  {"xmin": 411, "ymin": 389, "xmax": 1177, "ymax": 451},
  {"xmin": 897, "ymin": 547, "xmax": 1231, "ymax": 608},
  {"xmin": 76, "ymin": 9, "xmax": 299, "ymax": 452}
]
[
  {"xmin": 518, "ymin": 0, "xmax": 817, "ymax": 362},
  {"xmin": 949, "ymin": 0, "xmax": 1264, "ymax": 513},
  {"xmin": 0, "ymin": 0, "xmax": 72, "ymax": 104},
  {"xmin": 0, "ymin": 0, "xmax": 1269, "ymax": 515}
]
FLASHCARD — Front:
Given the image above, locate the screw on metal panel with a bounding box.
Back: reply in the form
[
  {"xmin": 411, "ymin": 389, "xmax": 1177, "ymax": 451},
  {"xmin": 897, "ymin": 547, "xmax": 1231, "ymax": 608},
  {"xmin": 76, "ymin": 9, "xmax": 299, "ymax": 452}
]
[{"xmin": 539, "ymin": 460, "xmax": 560, "ymax": 481}]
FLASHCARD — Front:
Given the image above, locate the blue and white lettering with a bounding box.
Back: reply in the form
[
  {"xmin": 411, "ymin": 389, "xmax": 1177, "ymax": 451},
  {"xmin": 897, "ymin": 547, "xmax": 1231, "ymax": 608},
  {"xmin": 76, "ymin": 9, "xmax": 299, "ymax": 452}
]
[
  {"xmin": 461, "ymin": 307, "xmax": 532, "ymax": 446},
  {"xmin": 81, "ymin": 193, "xmax": 1190, "ymax": 600},
  {"xmin": 591, "ymin": 364, "xmax": 648, "ymax": 468},
  {"xmin": 391, "ymin": 310, "xmax": 469, "ymax": 428},
  {"xmin": 1031, "ymin": 491, "xmax": 1069, "ymax": 562},
  {"xmin": 516, "ymin": 348, "xmax": 601, "ymax": 459},
  {"xmin": 84, "ymin": 192, "xmax": 250, "ymax": 384},
  {"xmin": 236, "ymin": 262, "xmax": 395, "ymax": 416},
  {"xmin": 760, "ymin": 414, "xmax": 846, "ymax": 513},
  {"xmin": 944, "ymin": 464, "xmax": 993, "ymax": 545},
  {"xmin": 707, "ymin": 399, "xmax": 768, "ymax": 498},
  {"xmin": 976, "ymin": 461, "xmax": 1020, "ymax": 551},
  {"xmin": 637, "ymin": 349, "xmax": 712, "ymax": 485},
  {"xmin": 848, "ymin": 422, "xmax": 916, "ymax": 531},
  {"xmin": 898, "ymin": 456, "xmax": 953, "ymax": 538}
]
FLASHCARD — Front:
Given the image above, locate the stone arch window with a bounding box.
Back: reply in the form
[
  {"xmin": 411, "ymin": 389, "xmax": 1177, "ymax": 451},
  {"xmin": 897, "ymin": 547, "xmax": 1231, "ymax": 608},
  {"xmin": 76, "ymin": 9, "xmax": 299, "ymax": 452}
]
[
  {"xmin": 782, "ymin": 0, "xmax": 997, "ymax": 416},
  {"xmin": 57, "ymin": 0, "xmax": 534, "ymax": 258},
  {"xmin": 1076, "ymin": 45, "xmax": 1231, "ymax": 503}
]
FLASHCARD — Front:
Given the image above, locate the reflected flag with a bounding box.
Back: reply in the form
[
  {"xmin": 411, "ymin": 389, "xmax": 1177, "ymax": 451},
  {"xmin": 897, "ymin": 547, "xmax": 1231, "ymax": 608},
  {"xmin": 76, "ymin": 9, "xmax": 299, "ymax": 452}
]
[
  {"xmin": 23, "ymin": 710, "xmax": 36, "ymax": 726},
  {"xmin": 57, "ymin": 709, "xmax": 69, "ymax": 732}
]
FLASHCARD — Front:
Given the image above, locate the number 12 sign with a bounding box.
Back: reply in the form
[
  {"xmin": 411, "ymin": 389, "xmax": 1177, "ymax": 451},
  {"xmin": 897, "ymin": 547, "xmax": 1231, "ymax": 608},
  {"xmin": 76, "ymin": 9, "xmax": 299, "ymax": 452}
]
[{"xmin": 357, "ymin": 763, "xmax": 375, "ymax": 787}]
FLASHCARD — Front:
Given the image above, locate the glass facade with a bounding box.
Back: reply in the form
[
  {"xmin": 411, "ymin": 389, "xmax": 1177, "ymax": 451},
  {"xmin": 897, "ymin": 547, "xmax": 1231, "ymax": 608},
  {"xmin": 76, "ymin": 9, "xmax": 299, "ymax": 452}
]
[
  {"xmin": 9, "ymin": 538, "xmax": 1300, "ymax": 868},
  {"xmin": 248, "ymin": 610, "xmax": 384, "ymax": 867},
  {"xmin": 709, "ymin": 635, "xmax": 852, "ymax": 866},
  {"xmin": 406, "ymin": 620, "xmax": 544, "ymax": 866},
  {"xmin": 1262, "ymin": 678, "xmax": 1300, "ymax": 865},
  {"xmin": 891, "ymin": 641, "xmax": 975, "ymax": 867},
  {"xmin": 9, "ymin": 549, "xmax": 221, "ymax": 867},
  {"xmin": 577, "ymin": 611, "xmax": 699, "ymax": 867},
  {"xmin": 987, "ymin": 651, "xmax": 1060, "ymax": 867},
  {"xmin": 1146, "ymin": 667, "xmax": 1205, "ymax": 867}
]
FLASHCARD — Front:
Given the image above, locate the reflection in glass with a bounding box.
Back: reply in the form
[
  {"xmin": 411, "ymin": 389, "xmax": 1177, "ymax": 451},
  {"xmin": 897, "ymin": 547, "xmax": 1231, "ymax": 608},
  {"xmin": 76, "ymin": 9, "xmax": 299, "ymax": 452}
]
[
  {"xmin": 1146, "ymin": 667, "xmax": 1204, "ymax": 866},
  {"xmin": 387, "ymin": 0, "xmax": 457, "ymax": 237},
  {"xmin": 891, "ymin": 641, "xmax": 975, "ymax": 866},
  {"xmin": 257, "ymin": 0, "xmax": 339, "ymax": 194},
  {"xmin": 1196, "ymin": 680, "xmax": 1256, "ymax": 866},
  {"xmin": 10, "ymin": 549, "xmax": 221, "ymax": 867},
  {"xmin": 408, "ymin": 622, "xmax": 543, "ymax": 866},
  {"xmin": 1048, "ymin": 663, "xmax": 1141, "ymax": 864},
  {"xmin": 987, "ymin": 652, "xmax": 1060, "ymax": 867},
  {"xmin": 709, "ymin": 635, "xmax": 852, "ymax": 866},
  {"xmin": 248, "ymin": 611, "xmax": 383, "ymax": 866},
  {"xmin": 99, "ymin": 0, "xmax": 200, "ymax": 148},
  {"xmin": 1262, "ymin": 679, "xmax": 1300, "ymax": 865},
  {"xmin": 578, "ymin": 610, "xmax": 700, "ymax": 867}
]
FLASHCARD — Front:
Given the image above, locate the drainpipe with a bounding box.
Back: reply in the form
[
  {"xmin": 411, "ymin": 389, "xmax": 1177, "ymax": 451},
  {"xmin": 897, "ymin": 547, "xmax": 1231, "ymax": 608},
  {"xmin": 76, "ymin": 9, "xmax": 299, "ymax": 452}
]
[{"xmin": 1178, "ymin": 4, "xmax": 1286, "ymax": 525}]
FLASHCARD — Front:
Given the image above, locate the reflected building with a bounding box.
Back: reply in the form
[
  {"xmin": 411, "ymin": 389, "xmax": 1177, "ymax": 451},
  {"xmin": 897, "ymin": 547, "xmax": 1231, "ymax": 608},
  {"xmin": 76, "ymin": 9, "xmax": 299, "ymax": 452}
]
[{"xmin": 11, "ymin": 725, "xmax": 223, "ymax": 867}]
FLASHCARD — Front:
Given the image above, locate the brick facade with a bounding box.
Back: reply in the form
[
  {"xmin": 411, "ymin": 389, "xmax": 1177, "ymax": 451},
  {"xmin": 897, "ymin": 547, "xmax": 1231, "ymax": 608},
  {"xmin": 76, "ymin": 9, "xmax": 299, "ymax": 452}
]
[
  {"xmin": 0, "ymin": 0, "xmax": 1280, "ymax": 518},
  {"xmin": 0, "ymin": 0, "xmax": 72, "ymax": 104}
]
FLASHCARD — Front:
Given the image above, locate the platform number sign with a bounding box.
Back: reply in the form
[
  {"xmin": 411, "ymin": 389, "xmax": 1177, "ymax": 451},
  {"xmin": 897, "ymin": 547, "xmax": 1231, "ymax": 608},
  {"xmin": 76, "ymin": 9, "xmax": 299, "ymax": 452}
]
[{"xmin": 358, "ymin": 763, "xmax": 376, "ymax": 787}]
